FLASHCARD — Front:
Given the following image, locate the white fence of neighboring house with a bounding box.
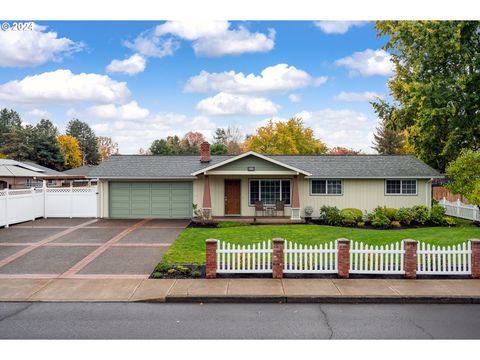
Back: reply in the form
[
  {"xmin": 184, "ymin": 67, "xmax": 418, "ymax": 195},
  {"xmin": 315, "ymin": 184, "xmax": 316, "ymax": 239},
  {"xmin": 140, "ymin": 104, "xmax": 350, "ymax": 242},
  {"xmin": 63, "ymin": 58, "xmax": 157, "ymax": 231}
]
[
  {"xmin": 417, "ymin": 241, "xmax": 471, "ymax": 275},
  {"xmin": 284, "ymin": 240, "xmax": 337, "ymax": 274},
  {"xmin": 216, "ymin": 240, "xmax": 272, "ymax": 274},
  {"xmin": 45, "ymin": 187, "xmax": 98, "ymax": 218},
  {"xmin": 0, "ymin": 186, "xmax": 98, "ymax": 227},
  {"xmin": 441, "ymin": 198, "xmax": 479, "ymax": 221},
  {"xmin": 350, "ymin": 241, "xmax": 405, "ymax": 274}
]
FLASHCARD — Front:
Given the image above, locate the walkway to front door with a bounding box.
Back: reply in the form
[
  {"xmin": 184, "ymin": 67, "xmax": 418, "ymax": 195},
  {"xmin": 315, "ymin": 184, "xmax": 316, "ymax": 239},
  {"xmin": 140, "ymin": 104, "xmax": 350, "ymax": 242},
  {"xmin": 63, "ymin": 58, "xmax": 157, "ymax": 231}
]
[{"xmin": 224, "ymin": 180, "xmax": 241, "ymax": 215}]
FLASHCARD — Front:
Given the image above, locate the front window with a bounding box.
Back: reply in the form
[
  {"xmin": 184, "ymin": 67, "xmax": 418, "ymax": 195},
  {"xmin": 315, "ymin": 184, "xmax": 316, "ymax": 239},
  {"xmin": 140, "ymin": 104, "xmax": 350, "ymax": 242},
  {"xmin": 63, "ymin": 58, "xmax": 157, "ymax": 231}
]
[
  {"xmin": 311, "ymin": 179, "xmax": 342, "ymax": 195},
  {"xmin": 249, "ymin": 179, "xmax": 291, "ymax": 206},
  {"xmin": 385, "ymin": 179, "xmax": 417, "ymax": 195}
]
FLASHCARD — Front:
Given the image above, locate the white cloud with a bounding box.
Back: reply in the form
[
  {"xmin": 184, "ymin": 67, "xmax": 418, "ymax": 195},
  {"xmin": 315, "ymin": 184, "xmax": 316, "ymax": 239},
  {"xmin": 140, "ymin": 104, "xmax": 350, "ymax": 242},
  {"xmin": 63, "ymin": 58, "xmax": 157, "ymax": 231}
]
[
  {"xmin": 288, "ymin": 94, "xmax": 301, "ymax": 103},
  {"xmin": 0, "ymin": 69, "xmax": 130, "ymax": 104},
  {"xmin": 184, "ymin": 64, "xmax": 327, "ymax": 94},
  {"xmin": 296, "ymin": 109, "xmax": 378, "ymax": 152},
  {"xmin": 127, "ymin": 21, "xmax": 275, "ymax": 58},
  {"xmin": 334, "ymin": 91, "xmax": 382, "ymax": 102},
  {"xmin": 92, "ymin": 112, "xmax": 217, "ymax": 153},
  {"xmin": 87, "ymin": 101, "xmax": 150, "ymax": 120},
  {"xmin": 26, "ymin": 108, "xmax": 51, "ymax": 119},
  {"xmin": 314, "ymin": 21, "xmax": 367, "ymax": 34},
  {"xmin": 196, "ymin": 92, "xmax": 279, "ymax": 116},
  {"xmin": 0, "ymin": 23, "xmax": 83, "ymax": 68},
  {"xmin": 106, "ymin": 54, "xmax": 146, "ymax": 75},
  {"xmin": 124, "ymin": 30, "xmax": 179, "ymax": 58},
  {"xmin": 192, "ymin": 26, "xmax": 275, "ymax": 57},
  {"xmin": 155, "ymin": 21, "xmax": 230, "ymax": 40},
  {"xmin": 335, "ymin": 49, "xmax": 394, "ymax": 77}
]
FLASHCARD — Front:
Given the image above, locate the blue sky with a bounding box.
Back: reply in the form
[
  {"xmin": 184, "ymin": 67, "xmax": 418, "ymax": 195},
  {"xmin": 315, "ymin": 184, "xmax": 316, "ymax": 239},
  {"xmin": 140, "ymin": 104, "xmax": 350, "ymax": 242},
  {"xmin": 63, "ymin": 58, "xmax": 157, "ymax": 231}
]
[{"xmin": 0, "ymin": 20, "xmax": 394, "ymax": 153}]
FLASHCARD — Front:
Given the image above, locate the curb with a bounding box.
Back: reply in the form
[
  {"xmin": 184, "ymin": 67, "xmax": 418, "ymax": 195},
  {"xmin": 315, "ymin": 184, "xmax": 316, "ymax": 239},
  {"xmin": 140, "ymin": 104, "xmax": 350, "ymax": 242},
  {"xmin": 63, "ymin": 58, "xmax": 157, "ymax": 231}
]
[{"xmin": 164, "ymin": 295, "xmax": 480, "ymax": 304}]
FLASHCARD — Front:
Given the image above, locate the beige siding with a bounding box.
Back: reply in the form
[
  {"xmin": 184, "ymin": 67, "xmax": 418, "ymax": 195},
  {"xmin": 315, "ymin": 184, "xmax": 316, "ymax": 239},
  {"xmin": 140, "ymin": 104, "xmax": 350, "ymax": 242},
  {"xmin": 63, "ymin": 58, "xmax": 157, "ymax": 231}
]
[
  {"xmin": 98, "ymin": 180, "xmax": 109, "ymax": 218},
  {"xmin": 298, "ymin": 177, "xmax": 431, "ymax": 217},
  {"xmin": 193, "ymin": 175, "xmax": 432, "ymax": 217}
]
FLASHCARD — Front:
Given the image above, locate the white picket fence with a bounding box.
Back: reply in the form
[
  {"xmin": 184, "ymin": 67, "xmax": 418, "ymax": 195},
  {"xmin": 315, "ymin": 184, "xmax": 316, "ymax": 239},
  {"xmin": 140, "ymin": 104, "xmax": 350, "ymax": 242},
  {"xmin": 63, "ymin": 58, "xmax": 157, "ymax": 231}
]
[
  {"xmin": 350, "ymin": 241, "xmax": 405, "ymax": 274},
  {"xmin": 284, "ymin": 240, "xmax": 337, "ymax": 273},
  {"xmin": 441, "ymin": 198, "xmax": 479, "ymax": 221},
  {"xmin": 213, "ymin": 238, "xmax": 474, "ymax": 277},
  {"xmin": 0, "ymin": 186, "xmax": 98, "ymax": 227},
  {"xmin": 216, "ymin": 240, "xmax": 272, "ymax": 273},
  {"xmin": 417, "ymin": 241, "xmax": 471, "ymax": 275}
]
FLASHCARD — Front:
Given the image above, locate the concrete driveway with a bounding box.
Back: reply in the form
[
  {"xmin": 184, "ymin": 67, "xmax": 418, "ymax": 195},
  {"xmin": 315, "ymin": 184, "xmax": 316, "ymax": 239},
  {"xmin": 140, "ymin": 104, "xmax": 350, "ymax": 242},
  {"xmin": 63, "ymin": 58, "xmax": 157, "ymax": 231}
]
[{"xmin": 0, "ymin": 218, "xmax": 188, "ymax": 279}]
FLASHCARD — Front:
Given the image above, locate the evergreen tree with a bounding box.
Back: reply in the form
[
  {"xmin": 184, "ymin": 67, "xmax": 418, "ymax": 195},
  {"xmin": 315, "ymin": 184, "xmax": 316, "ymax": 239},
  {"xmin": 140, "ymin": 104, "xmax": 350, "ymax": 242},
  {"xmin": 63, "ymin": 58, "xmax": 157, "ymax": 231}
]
[
  {"xmin": 0, "ymin": 108, "xmax": 22, "ymax": 148},
  {"xmin": 0, "ymin": 127, "xmax": 33, "ymax": 160},
  {"xmin": 371, "ymin": 120, "xmax": 406, "ymax": 154},
  {"xmin": 33, "ymin": 135, "xmax": 64, "ymax": 170},
  {"xmin": 66, "ymin": 119, "xmax": 100, "ymax": 165}
]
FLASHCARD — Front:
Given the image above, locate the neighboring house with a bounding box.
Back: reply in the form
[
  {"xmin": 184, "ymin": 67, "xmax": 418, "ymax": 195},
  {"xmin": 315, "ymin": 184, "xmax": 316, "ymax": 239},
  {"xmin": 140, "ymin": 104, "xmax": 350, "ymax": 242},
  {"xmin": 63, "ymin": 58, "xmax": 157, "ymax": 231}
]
[
  {"xmin": 63, "ymin": 164, "xmax": 98, "ymax": 177},
  {"xmin": 90, "ymin": 143, "xmax": 442, "ymax": 220},
  {"xmin": 0, "ymin": 160, "xmax": 65, "ymax": 189},
  {"xmin": 63, "ymin": 165, "xmax": 98, "ymax": 186}
]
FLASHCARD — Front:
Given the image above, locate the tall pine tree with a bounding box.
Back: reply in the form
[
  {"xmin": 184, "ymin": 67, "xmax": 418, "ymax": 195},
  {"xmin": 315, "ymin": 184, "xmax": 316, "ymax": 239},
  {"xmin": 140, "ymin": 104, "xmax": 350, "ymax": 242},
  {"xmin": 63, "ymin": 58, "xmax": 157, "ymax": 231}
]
[
  {"xmin": 66, "ymin": 119, "xmax": 100, "ymax": 165},
  {"xmin": 372, "ymin": 120, "xmax": 406, "ymax": 154}
]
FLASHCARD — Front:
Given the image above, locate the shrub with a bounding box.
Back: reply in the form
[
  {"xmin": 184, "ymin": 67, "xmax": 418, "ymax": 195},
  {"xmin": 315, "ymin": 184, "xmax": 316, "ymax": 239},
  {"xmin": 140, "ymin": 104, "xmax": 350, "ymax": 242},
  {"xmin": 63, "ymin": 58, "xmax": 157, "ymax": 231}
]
[
  {"xmin": 443, "ymin": 216, "xmax": 457, "ymax": 226},
  {"xmin": 396, "ymin": 207, "xmax": 414, "ymax": 225},
  {"xmin": 340, "ymin": 210, "xmax": 357, "ymax": 227},
  {"xmin": 370, "ymin": 207, "xmax": 391, "ymax": 228},
  {"xmin": 176, "ymin": 266, "xmax": 190, "ymax": 274},
  {"xmin": 390, "ymin": 220, "xmax": 401, "ymax": 228},
  {"xmin": 357, "ymin": 221, "xmax": 365, "ymax": 228},
  {"xmin": 167, "ymin": 268, "xmax": 177, "ymax": 274},
  {"xmin": 155, "ymin": 262, "xmax": 170, "ymax": 273},
  {"xmin": 319, "ymin": 206, "xmax": 342, "ymax": 226},
  {"xmin": 191, "ymin": 271, "xmax": 201, "ymax": 278},
  {"xmin": 384, "ymin": 207, "xmax": 398, "ymax": 221},
  {"xmin": 151, "ymin": 272, "xmax": 164, "ymax": 279},
  {"xmin": 371, "ymin": 213, "xmax": 390, "ymax": 228},
  {"xmin": 341, "ymin": 208, "xmax": 363, "ymax": 222},
  {"xmin": 430, "ymin": 204, "xmax": 446, "ymax": 225},
  {"xmin": 412, "ymin": 205, "xmax": 430, "ymax": 224}
]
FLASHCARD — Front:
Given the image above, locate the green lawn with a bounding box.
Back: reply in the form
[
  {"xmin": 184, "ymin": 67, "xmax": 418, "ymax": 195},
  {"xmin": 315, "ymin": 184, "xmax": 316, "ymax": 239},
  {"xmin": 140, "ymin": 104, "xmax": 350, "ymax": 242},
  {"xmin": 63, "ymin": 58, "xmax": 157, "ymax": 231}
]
[{"xmin": 160, "ymin": 220, "xmax": 480, "ymax": 265}]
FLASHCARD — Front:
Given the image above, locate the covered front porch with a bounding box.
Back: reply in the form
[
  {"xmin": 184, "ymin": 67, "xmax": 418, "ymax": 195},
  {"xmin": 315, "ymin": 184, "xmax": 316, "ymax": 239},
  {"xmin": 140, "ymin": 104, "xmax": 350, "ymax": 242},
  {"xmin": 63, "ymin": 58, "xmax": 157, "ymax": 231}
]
[{"xmin": 193, "ymin": 152, "xmax": 306, "ymax": 220}]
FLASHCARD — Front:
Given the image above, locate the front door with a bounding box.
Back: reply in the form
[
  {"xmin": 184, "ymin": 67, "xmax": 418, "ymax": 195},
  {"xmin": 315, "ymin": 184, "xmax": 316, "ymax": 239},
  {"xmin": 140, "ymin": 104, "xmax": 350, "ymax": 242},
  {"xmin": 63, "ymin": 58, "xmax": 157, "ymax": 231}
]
[{"xmin": 224, "ymin": 180, "xmax": 241, "ymax": 215}]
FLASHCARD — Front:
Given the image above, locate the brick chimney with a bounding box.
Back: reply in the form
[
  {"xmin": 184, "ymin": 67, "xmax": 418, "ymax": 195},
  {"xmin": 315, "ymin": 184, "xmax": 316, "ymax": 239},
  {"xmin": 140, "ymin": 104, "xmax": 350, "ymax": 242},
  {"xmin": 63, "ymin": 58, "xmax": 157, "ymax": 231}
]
[{"xmin": 200, "ymin": 142, "xmax": 211, "ymax": 163}]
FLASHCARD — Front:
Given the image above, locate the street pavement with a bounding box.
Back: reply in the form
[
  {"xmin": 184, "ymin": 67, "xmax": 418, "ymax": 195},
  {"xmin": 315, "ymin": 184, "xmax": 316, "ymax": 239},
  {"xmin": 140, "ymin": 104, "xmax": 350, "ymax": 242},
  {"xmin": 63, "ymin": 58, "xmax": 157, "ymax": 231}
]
[{"xmin": 0, "ymin": 302, "xmax": 479, "ymax": 339}]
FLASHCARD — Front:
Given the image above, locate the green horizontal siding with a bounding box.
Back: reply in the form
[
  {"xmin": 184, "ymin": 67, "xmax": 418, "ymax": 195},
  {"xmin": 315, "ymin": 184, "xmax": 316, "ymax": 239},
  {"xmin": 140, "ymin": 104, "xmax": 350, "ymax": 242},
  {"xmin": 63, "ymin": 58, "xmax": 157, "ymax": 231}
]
[{"xmin": 109, "ymin": 181, "xmax": 192, "ymax": 219}]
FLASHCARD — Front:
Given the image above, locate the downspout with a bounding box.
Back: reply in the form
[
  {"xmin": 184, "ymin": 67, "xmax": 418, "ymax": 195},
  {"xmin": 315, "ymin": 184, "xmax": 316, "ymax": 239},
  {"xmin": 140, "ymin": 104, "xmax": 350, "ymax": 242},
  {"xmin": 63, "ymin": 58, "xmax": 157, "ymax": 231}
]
[{"xmin": 426, "ymin": 179, "xmax": 432, "ymax": 208}]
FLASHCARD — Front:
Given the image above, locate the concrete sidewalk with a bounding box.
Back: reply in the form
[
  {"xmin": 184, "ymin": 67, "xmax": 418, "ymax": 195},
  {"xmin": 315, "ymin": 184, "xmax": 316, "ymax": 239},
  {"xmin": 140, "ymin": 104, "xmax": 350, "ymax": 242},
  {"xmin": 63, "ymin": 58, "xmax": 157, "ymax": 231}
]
[{"xmin": 1, "ymin": 278, "xmax": 480, "ymax": 303}]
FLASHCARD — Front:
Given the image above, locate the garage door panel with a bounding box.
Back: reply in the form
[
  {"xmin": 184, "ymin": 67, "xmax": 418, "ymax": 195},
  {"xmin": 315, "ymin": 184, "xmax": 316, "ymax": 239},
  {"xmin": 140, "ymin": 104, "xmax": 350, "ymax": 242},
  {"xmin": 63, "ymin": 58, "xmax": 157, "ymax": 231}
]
[{"xmin": 109, "ymin": 181, "xmax": 192, "ymax": 219}]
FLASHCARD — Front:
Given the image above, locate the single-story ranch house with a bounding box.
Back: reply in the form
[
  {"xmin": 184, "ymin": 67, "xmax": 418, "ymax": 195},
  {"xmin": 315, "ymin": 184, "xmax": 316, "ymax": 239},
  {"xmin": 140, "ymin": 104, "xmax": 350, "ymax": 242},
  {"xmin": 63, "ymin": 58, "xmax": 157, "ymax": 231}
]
[{"xmin": 89, "ymin": 143, "xmax": 442, "ymax": 220}]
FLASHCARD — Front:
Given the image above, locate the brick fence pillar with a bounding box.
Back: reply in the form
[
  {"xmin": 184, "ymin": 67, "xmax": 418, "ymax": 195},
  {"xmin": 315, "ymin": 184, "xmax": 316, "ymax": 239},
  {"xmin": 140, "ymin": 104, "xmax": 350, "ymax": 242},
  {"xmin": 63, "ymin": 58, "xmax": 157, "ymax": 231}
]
[
  {"xmin": 272, "ymin": 238, "xmax": 284, "ymax": 279},
  {"xmin": 403, "ymin": 239, "xmax": 417, "ymax": 279},
  {"xmin": 205, "ymin": 239, "xmax": 217, "ymax": 279},
  {"xmin": 337, "ymin": 239, "xmax": 350, "ymax": 278},
  {"xmin": 471, "ymin": 239, "xmax": 480, "ymax": 279}
]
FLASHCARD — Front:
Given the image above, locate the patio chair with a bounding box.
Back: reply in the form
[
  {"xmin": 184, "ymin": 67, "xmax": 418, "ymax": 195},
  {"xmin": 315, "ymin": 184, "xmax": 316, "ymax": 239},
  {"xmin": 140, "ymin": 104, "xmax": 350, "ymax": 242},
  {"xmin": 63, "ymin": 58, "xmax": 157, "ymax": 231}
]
[
  {"xmin": 275, "ymin": 200, "xmax": 285, "ymax": 217},
  {"xmin": 254, "ymin": 201, "xmax": 264, "ymax": 217}
]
